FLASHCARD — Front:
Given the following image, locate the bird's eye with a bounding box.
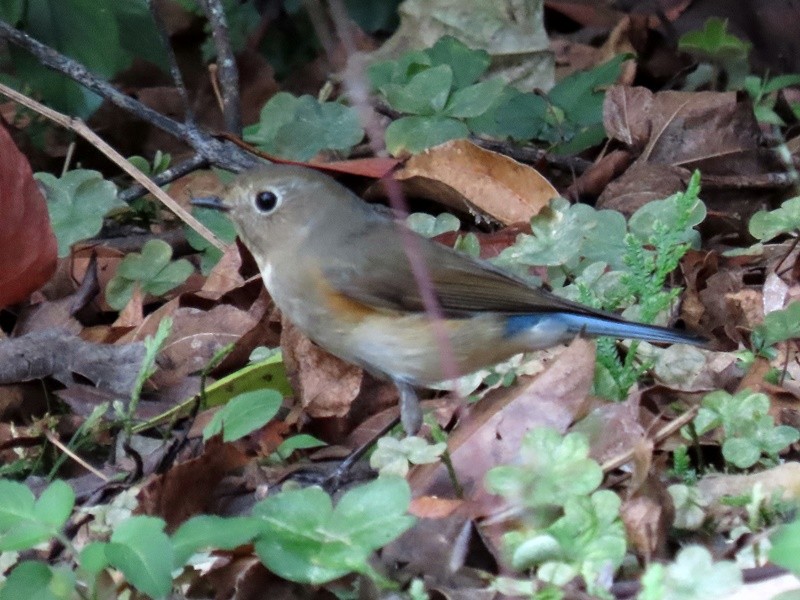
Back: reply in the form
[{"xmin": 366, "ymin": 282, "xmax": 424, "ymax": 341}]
[{"xmin": 254, "ymin": 190, "xmax": 279, "ymax": 213}]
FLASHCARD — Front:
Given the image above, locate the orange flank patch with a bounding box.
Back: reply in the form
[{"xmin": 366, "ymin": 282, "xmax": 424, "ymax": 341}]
[{"xmin": 316, "ymin": 277, "xmax": 379, "ymax": 322}]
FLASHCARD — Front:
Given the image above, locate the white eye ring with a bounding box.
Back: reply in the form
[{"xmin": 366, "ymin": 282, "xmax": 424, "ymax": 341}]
[{"xmin": 253, "ymin": 189, "xmax": 281, "ymax": 213}]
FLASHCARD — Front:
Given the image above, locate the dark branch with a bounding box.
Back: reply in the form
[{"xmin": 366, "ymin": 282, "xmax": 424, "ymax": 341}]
[
  {"xmin": 146, "ymin": 0, "xmax": 195, "ymax": 125},
  {"xmin": 118, "ymin": 154, "xmax": 209, "ymax": 204},
  {"xmin": 473, "ymin": 137, "xmax": 592, "ymax": 174},
  {"xmin": 0, "ymin": 19, "xmax": 188, "ymax": 140},
  {"xmin": 0, "ymin": 19, "xmax": 259, "ymax": 172},
  {"xmin": 198, "ymin": 0, "xmax": 242, "ymax": 135}
]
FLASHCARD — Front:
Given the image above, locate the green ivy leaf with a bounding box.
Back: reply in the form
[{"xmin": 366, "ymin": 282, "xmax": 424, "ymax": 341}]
[
  {"xmin": 406, "ymin": 212, "xmax": 461, "ymax": 238},
  {"xmin": 367, "ymin": 50, "xmax": 431, "ymax": 90},
  {"xmin": 721, "ymin": 437, "xmax": 761, "ymax": 469},
  {"xmin": 761, "ymin": 73, "xmax": 800, "ymax": 94},
  {"xmin": 106, "ymin": 239, "xmax": 193, "ymax": 310},
  {"xmin": 0, "ymin": 0, "xmax": 24, "ymax": 23},
  {"xmin": 639, "ymin": 545, "xmax": 741, "ymax": 600},
  {"xmin": 252, "ymin": 478, "xmax": 415, "ymax": 584},
  {"xmin": 0, "ymin": 480, "xmax": 73, "ymax": 552},
  {"xmin": 511, "ymin": 534, "xmax": 562, "ymax": 569},
  {"xmin": 467, "ymin": 87, "xmax": 548, "ymax": 140},
  {"xmin": 548, "ymin": 54, "xmax": 629, "ymax": 126},
  {"xmin": 185, "ymin": 206, "xmax": 237, "ymax": 274},
  {"xmin": 693, "ymin": 389, "xmax": 799, "ymax": 469},
  {"xmin": 669, "ymin": 484, "xmax": 707, "ymax": 530},
  {"xmin": 753, "ymin": 302, "xmax": 800, "ymax": 348},
  {"xmin": 172, "ymin": 515, "xmax": 261, "ymax": 566},
  {"xmin": 496, "ymin": 198, "xmax": 628, "ymax": 271},
  {"xmin": 385, "ymin": 115, "xmax": 469, "ymax": 156},
  {"xmin": 243, "ymin": 92, "xmax": 298, "ymax": 147},
  {"xmin": 32, "ymin": 480, "xmax": 74, "ymax": 528},
  {"xmin": 629, "ymin": 191, "xmax": 706, "ymax": 247},
  {"xmin": 749, "ymin": 197, "xmax": 800, "ymax": 241},
  {"xmin": 761, "ymin": 425, "xmax": 800, "ymax": 455},
  {"xmin": 678, "ymin": 17, "xmax": 751, "ymax": 63},
  {"xmin": 454, "ymin": 232, "xmax": 481, "ymax": 257},
  {"xmin": 277, "ymin": 97, "xmax": 364, "ymax": 158},
  {"xmin": 546, "ymin": 490, "xmax": 626, "ymax": 592},
  {"xmin": 485, "ymin": 428, "xmax": 603, "ymax": 512},
  {"xmin": 254, "ymin": 486, "xmax": 337, "ymax": 583},
  {"xmin": 109, "ymin": 1, "xmax": 168, "ymax": 70},
  {"xmin": 442, "ymin": 77, "xmax": 504, "ymax": 118},
  {"xmin": 202, "ymin": 389, "xmax": 282, "ymax": 442},
  {"xmin": 36, "ymin": 170, "xmax": 122, "ymax": 257},
  {"xmin": 548, "ymin": 122, "xmax": 607, "ymax": 155},
  {"xmin": 0, "ymin": 562, "xmax": 75, "ymax": 600},
  {"xmin": 9, "ymin": 0, "xmax": 130, "ymax": 117},
  {"xmin": 105, "ymin": 516, "xmax": 173, "ymax": 599},
  {"xmin": 78, "ymin": 542, "xmax": 109, "ymax": 575},
  {"xmin": 384, "ymin": 64, "xmax": 454, "ymax": 115},
  {"xmin": 369, "ymin": 436, "xmax": 446, "ymax": 477},
  {"xmin": 244, "ymin": 92, "xmax": 363, "ymax": 161},
  {"xmin": 770, "ymin": 519, "xmax": 800, "ymax": 575},
  {"xmin": 274, "ymin": 434, "xmax": 327, "ymax": 461},
  {"xmin": 425, "ymin": 35, "xmax": 490, "ymax": 88}
]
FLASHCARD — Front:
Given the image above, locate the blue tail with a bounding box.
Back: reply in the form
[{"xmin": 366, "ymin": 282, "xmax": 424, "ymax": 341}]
[{"xmin": 504, "ymin": 312, "xmax": 705, "ymax": 346}]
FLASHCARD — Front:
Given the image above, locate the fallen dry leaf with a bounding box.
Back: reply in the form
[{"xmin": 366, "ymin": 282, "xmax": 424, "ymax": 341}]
[
  {"xmin": 280, "ymin": 317, "xmax": 363, "ymax": 418},
  {"xmin": 199, "ymin": 244, "xmax": 245, "ymax": 298},
  {"xmin": 574, "ymin": 393, "xmax": 647, "ymax": 466},
  {"xmin": 0, "ymin": 329, "xmax": 144, "ymax": 396},
  {"xmin": 381, "ymin": 514, "xmax": 490, "ymax": 587},
  {"xmin": 137, "ymin": 438, "xmax": 251, "ymax": 531},
  {"xmin": 621, "ymin": 489, "xmax": 672, "ymax": 561},
  {"xmin": 698, "ymin": 462, "xmax": 800, "ymax": 506},
  {"xmin": 394, "ymin": 139, "xmax": 558, "ymax": 225},
  {"xmin": 70, "ymin": 245, "xmax": 125, "ymax": 312},
  {"xmin": 598, "ymin": 162, "xmax": 691, "ymax": 215},
  {"xmin": 165, "ymin": 169, "xmax": 225, "ymax": 211},
  {"xmin": 410, "ymin": 338, "xmax": 596, "ymax": 513},
  {"xmin": 112, "ymin": 284, "xmax": 145, "ymax": 330},
  {"xmin": 0, "ymin": 123, "xmax": 57, "ymax": 308},
  {"xmin": 599, "ymin": 87, "xmax": 784, "ymax": 219},
  {"xmin": 409, "ymin": 496, "xmax": 464, "ymax": 519},
  {"xmin": 566, "ymin": 148, "xmax": 633, "ymax": 200},
  {"xmin": 125, "ymin": 302, "xmax": 260, "ymax": 388}
]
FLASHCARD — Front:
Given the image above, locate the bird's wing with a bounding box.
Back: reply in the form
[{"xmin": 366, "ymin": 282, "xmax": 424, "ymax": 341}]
[{"xmin": 321, "ymin": 220, "xmax": 608, "ymax": 318}]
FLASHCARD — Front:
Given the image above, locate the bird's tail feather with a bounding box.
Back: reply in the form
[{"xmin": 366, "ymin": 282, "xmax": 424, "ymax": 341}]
[{"xmin": 555, "ymin": 313, "xmax": 706, "ymax": 346}]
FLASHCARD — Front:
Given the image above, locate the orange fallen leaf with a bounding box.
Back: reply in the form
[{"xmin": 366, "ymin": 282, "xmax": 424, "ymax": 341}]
[{"xmin": 394, "ymin": 139, "xmax": 557, "ymax": 224}]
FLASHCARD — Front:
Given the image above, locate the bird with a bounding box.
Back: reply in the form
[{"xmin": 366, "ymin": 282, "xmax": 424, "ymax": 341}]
[{"xmin": 193, "ymin": 163, "xmax": 705, "ymax": 433}]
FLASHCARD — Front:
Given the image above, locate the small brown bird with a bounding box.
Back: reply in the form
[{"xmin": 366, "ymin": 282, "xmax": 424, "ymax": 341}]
[{"xmin": 194, "ymin": 164, "xmax": 704, "ymax": 432}]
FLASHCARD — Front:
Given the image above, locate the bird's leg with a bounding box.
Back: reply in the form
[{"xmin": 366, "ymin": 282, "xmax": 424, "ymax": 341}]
[
  {"xmin": 395, "ymin": 380, "xmax": 422, "ymax": 435},
  {"xmin": 314, "ymin": 381, "xmax": 421, "ymax": 492},
  {"xmin": 321, "ymin": 414, "xmax": 400, "ymax": 492}
]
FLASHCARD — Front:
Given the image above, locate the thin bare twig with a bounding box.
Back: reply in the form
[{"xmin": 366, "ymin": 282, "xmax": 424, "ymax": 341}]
[
  {"xmin": 118, "ymin": 154, "xmax": 208, "ymax": 204},
  {"xmin": 601, "ymin": 405, "xmax": 699, "ymax": 473},
  {"xmin": 44, "ymin": 430, "xmax": 109, "ymax": 482},
  {"xmin": 0, "ymin": 82, "xmax": 226, "ymax": 251},
  {"xmin": 197, "ymin": 0, "xmax": 242, "ymax": 135},
  {"xmin": 146, "ymin": 0, "xmax": 195, "ymax": 125},
  {"xmin": 473, "ymin": 137, "xmax": 593, "ymax": 173}
]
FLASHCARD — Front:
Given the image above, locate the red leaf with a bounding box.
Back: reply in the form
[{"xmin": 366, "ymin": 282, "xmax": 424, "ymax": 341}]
[{"xmin": 0, "ymin": 124, "xmax": 57, "ymax": 308}]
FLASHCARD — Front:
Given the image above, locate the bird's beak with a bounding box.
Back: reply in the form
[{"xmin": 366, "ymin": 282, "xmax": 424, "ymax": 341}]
[{"xmin": 191, "ymin": 195, "xmax": 231, "ymax": 212}]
